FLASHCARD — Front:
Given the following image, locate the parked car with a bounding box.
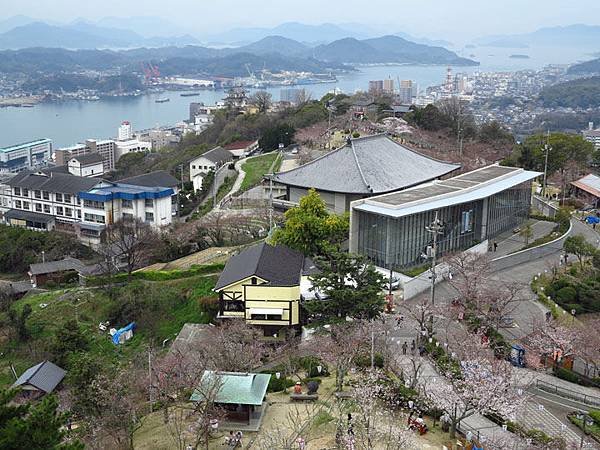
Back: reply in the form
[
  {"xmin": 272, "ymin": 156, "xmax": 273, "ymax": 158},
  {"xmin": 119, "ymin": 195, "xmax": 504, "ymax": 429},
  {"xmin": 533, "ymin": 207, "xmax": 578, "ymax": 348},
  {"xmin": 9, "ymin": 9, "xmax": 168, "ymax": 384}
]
[{"xmin": 383, "ymin": 275, "xmax": 401, "ymax": 291}]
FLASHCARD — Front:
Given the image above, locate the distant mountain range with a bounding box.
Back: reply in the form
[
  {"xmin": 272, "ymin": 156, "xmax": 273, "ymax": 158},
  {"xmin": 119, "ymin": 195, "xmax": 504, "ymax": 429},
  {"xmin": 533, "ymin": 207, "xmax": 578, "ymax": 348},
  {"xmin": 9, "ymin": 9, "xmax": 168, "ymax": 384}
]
[
  {"xmin": 475, "ymin": 24, "xmax": 600, "ymax": 49},
  {"xmin": 0, "ymin": 21, "xmax": 201, "ymax": 49},
  {"xmin": 568, "ymin": 57, "xmax": 600, "ymax": 75}
]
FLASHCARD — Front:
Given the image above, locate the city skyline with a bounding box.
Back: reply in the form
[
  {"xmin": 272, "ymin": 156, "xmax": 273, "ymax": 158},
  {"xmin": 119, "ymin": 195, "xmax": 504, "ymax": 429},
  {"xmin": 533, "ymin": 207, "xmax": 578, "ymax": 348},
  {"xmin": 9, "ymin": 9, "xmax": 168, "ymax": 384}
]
[{"xmin": 1, "ymin": 0, "xmax": 599, "ymax": 41}]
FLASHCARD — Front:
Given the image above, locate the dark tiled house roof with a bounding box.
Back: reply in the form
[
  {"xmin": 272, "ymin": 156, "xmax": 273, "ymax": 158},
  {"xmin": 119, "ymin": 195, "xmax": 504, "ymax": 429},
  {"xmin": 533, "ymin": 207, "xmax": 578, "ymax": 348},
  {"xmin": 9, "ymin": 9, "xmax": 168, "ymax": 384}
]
[
  {"xmin": 119, "ymin": 170, "xmax": 179, "ymax": 188},
  {"xmin": 215, "ymin": 242, "xmax": 308, "ymax": 290},
  {"xmin": 7, "ymin": 171, "xmax": 100, "ymax": 194},
  {"xmin": 70, "ymin": 153, "xmax": 104, "ymax": 165},
  {"xmin": 270, "ymin": 134, "xmax": 460, "ymax": 195},
  {"xmin": 194, "ymin": 146, "xmax": 233, "ymax": 164},
  {"xmin": 12, "ymin": 360, "xmax": 66, "ymax": 394},
  {"xmin": 29, "ymin": 257, "xmax": 88, "ymax": 276}
]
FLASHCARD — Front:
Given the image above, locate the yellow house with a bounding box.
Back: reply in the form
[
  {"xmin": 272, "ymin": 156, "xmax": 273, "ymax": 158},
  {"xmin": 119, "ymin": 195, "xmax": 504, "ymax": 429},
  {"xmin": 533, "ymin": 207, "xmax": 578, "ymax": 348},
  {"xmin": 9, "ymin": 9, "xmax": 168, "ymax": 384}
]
[{"xmin": 214, "ymin": 242, "xmax": 317, "ymax": 338}]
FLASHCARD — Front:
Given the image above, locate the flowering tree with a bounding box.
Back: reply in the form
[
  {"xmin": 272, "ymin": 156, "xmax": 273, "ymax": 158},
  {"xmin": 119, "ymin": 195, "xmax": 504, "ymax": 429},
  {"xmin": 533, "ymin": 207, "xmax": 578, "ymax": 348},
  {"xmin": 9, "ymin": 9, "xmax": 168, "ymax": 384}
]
[
  {"xmin": 423, "ymin": 345, "xmax": 528, "ymax": 439},
  {"xmin": 576, "ymin": 317, "xmax": 600, "ymax": 377},
  {"xmin": 346, "ymin": 370, "xmax": 417, "ymax": 450},
  {"xmin": 522, "ymin": 319, "xmax": 580, "ymax": 370},
  {"xmin": 309, "ymin": 322, "xmax": 370, "ymax": 391}
]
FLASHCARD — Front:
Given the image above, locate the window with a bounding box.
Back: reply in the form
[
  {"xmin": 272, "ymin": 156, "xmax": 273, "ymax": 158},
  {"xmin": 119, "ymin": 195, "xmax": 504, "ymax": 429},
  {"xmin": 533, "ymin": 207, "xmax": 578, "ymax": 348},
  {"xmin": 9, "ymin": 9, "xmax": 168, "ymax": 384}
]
[
  {"xmin": 64, "ymin": 208, "xmax": 73, "ymax": 217},
  {"xmin": 77, "ymin": 210, "xmax": 81, "ymax": 218},
  {"xmin": 84, "ymin": 213, "xmax": 105, "ymax": 223},
  {"xmin": 22, "ymin": 201, "xmax": 30, "ymax": 210},
  {"xmin": 83, "ymin": 200, "xmax": 104, "ymax": 209},
  {"xmin": 123, "ymin": 212, "xmax": 134, "ymax": 219},
  {"xmin": 14, "ymin": 200, "xmax": 21, "ymax": 208},
  {"xmin": 44, "ymin": 204, "xmax": 51, "ymax": 214},
  {"xmin": 56, "ymin": 206, "xmax": 64, "ymax": 216},
  {"xmin": 55, "ymin": 193, "xmax": 63, "ymax": 202},
  {"xmin": 22, "ymin": 188, "xmax": 29, "ymax": 197},
  {"xmin": 144, "ymin": 198, "xmax": 154, "ymax": 208},
  {"xmin": 192, "ymin": 165, "xmax": 196, "ymax": 169},
  {"xmin": 251, "ymin": 277, "xmax": 257, "ymax": 285},
  {"xmin": 42, "ymin": 191, "xmax": 50, "ymax": 200},
  {"xmin": 122, "ymin": 199, "xmax": 133, "ymax": 208},
  {"xmin": 63, "ymin": 194, "xmax": 71, "ymax": 203},
  {"xmin": 34, "ymin": 190, "xmax": 41, "ymax": 199},
  {"xmin": 250, "ymin": 313, "xmax": 283, "ymax": 321},
  {"xmin": 461, "ymin": 210, "xmax": 474, "ymax": 233},
  {"xmin": 35, "ymin": 203, "xmax": 42, "ymax": 212},
  {"xmin": 13, "ymin": 187, "xmax": 20, "ymax": 196},
  {"xmin": 145, "ymin": 212, "xmax": 154, "ymax": 222}
]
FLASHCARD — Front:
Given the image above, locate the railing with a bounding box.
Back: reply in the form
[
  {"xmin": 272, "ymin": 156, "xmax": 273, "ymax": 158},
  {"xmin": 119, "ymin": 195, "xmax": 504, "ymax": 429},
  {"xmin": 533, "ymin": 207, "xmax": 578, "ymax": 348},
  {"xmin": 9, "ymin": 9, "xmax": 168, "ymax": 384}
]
[{"xmin": 535, "ymin": 379, "xmax": 600, "ymax": 408}]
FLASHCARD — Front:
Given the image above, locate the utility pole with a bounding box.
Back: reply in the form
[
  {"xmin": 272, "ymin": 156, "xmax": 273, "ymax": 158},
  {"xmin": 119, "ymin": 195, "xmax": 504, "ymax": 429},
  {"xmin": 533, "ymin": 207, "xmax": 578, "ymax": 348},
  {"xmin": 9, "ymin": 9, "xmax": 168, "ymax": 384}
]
[
  {"xmin": 426, "ymin": 211, "xmax": 444, "ymax": 306},
  {"xmin": 179, "ymin": 164, "xmax": 184, "ymax": 191},
  {"xmin": 542, "ymin": 130, "xmax": 551, "ymax": 198}
]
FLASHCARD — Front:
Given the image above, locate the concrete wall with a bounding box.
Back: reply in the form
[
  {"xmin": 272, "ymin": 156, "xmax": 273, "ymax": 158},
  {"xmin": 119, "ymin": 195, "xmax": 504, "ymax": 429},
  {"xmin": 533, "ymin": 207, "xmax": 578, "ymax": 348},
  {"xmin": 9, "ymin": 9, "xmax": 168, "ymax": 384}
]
[
  {"xmin": 402, "ymin": 240, "xmax": 488, "ymax": 300},
  {"xmin": 490, "ymin": 221, "xmax": 572, "ymax": 272},
  {"xmin": 532, "ymin": 195, "xmax": 558, "ymax": 218}
]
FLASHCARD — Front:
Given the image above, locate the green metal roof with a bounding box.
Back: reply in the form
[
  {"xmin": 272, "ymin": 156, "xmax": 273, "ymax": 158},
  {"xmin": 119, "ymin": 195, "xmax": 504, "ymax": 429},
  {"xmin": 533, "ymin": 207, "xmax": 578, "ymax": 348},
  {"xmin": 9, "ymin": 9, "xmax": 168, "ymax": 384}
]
[
  {"xmin": 190, "ymin": 371, "xmax": 271, "ymax": 405},
  {"xmin": 0, "ymin": 139, "xmax": 52, "ymax": 153}
]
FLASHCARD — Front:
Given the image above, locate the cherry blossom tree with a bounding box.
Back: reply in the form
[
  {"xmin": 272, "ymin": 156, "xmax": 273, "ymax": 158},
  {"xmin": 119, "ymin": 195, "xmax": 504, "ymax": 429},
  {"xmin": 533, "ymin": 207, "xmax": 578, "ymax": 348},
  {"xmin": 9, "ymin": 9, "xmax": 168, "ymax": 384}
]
[
  {"xmin": 309, "ymin": 322, "xmax": 370, "ymax": 392},
  {"xmin": 522, "ymin": 319, "xmax": 581, "ymax": 370},
  {"xmin": 423, "ymin": 343, "xmax": 528, "ymax": 439}
]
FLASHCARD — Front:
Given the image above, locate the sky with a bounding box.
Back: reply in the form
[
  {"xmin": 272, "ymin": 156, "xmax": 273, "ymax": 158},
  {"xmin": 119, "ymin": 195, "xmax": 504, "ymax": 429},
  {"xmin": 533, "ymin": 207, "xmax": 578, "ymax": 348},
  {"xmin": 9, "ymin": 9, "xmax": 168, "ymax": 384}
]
[{"xmin": 1, "ymin": 0, "xmax": 599, "ymax": 40}]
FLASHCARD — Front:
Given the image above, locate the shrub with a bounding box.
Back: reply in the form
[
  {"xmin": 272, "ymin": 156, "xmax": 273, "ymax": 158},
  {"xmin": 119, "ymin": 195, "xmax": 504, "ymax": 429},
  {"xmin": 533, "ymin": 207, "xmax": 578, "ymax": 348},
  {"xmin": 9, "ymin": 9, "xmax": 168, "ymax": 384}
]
[
  {"xmin": 554, "ymin": 367, "xmax": 580, "ymax": 384},
  {"xmin": 352, "ymin": 131, "xmax": 360, "ymax": 138},
  {"xmin": 198, "ymin": 296, "xmax": 219, "ymax": 319},
  {"xmin": 565, "ymin": 303, "xmax": 585, "ymax": 315},
  {"xmin": 589, "ymin": 410, "xmax": 600, "ymax": 426},
  {"xmin": 354, "ymin": 352, "xmax": 384, "ymax": 368},
  {"xmin": 297, "ymin": 356, "xmax": 329, "ymax": 377},
  {"xmin": 266, "ymin": 375, "xmax": 295, "ymax": 392},
  {"xmin": 555, "ymin": 286, "xmax": 577, "ymax": 304}
]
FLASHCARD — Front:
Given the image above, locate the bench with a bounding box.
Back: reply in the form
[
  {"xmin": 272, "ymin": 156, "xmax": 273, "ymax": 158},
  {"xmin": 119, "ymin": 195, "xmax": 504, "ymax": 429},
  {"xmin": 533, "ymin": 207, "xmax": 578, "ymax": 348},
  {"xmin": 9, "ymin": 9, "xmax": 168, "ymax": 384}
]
[{"xmin": 290, "ymin": 393, "xmax": 319, "ymax": 401}]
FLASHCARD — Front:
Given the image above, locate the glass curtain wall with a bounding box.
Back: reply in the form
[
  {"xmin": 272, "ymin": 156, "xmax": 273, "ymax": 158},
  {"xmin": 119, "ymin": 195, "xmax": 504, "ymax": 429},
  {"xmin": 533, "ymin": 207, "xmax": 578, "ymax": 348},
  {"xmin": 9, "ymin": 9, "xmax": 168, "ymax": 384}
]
[{"xmin": 485, "ymin": 182, "xmax": 531, "ymax": 239}]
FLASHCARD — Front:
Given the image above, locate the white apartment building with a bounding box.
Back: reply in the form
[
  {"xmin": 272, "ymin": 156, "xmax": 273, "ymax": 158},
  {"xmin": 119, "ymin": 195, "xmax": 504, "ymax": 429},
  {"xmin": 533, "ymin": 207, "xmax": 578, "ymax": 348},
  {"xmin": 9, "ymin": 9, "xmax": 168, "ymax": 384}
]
[
  {"xmin": 114, "ymin": 139, "xmax": 152, "ymax": 162},
  {"xmin": 0, "ymin": 139, "xmax": 52, "ymax": 173},
  {"xmin": 0, "ymin": 169, "xmax": 176, "ymax": 247},
  {"xmin": 118, "ymin": 121, "xmax": 133, "ymax": 141},
  {"xmin": 189, "ymin": 146, "xmax": 233, "ymax": 192},
  {"xmin": 67, "ymin": 154, "xmax": 104, "ymax": 177}
]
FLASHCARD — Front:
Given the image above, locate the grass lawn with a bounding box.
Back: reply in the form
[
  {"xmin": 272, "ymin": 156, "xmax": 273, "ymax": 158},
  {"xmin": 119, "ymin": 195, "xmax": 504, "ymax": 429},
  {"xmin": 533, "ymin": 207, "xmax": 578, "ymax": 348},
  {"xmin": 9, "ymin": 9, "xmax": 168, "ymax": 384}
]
[
  {"xmin": 0, "ymin": 272, "xmax": 217, "ymax": 389},
  {"xmin": 240, "ymin": 152, "xmax": 282, "ymax": 192}
]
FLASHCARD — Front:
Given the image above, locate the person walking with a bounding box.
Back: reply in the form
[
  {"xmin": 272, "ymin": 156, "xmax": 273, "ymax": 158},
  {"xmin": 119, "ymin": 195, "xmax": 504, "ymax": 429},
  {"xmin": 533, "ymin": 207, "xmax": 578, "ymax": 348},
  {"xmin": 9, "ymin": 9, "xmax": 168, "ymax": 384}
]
[
  {"xmin": 410, "ymin": 340, "xmax": 416, "ymax": 354},
  {"xmin": 402, "ymin": 341, "xmax": 408, "ymax": 355},
  {"xmin": 493, "ymin": 241, "xmax": 498, "ymax": 252}
]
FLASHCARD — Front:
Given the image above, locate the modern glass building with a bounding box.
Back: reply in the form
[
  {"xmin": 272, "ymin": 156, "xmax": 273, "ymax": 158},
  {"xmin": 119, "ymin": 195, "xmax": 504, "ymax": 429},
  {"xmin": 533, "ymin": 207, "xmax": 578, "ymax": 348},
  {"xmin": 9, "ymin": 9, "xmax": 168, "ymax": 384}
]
[{"xmin": 349, "ymin": 165, "xmax": 540, "ymax": 269}]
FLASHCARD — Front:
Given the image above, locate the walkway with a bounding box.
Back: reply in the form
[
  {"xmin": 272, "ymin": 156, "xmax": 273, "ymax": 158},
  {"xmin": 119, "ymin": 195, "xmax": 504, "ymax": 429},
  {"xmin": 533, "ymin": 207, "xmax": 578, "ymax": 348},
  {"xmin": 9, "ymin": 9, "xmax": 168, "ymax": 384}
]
[{"xmin": 490, "ymin": 220, "xmax": 557, "ymax": 258}]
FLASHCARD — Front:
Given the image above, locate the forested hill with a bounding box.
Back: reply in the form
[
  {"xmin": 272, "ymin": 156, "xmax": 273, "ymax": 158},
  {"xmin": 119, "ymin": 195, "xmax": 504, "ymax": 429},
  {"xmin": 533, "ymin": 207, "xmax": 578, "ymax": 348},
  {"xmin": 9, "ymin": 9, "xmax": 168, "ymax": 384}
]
[
  {"xmin": 568, "ymin": 57, "xmax": 600, "ymax": 75},
  {"xmin": 539, "ymin": 77, "xmax": 600, "ymax": 108}
]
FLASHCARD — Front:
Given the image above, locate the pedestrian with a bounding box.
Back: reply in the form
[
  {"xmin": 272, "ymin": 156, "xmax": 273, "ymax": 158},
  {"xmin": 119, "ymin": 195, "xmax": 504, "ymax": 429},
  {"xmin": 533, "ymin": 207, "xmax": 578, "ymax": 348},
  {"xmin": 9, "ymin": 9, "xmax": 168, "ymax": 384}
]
[
  {"xmin": 493, "ymin": 241, "xmax": 498, "ymax": 252},
  {"xmin": 545, "ymin": 311, "xmax": 552, "ymax": 322},
  {"xmin": 411, "ymin": 340, "xmax": 416, "ymax": 353},
  {"xmin": 402, "ymin": 341, "xmax": 408, "ymax": 355},
  {"xmin": 564, "ymin": 253, "xmax": 569, "ymax": 265}
]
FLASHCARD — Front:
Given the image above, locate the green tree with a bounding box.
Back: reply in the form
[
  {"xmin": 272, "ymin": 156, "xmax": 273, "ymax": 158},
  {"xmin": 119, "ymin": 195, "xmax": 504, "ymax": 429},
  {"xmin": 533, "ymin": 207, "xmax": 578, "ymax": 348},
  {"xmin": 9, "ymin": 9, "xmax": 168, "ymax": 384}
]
[
  {"xmin": 516, "ymin": 133, "xmax": 593, "ymax": 176},
  {"xmin": 271, "ymin": 189, "xmax": 349, "ymax": 257},
  {"xmin": 258, "ymin": 123, "xmax": 295, "ymax": 151},
  {"xmin": 66, "ymin": 352, "xmax": 102, "ymax": 417},
  {"xmin": 306, "ymin": 252, "xmax": 385, "ymax": 322},
  {"xmin": 520, "ymin": 223, "xmax": 533, "ymax": 246},
  {"xmin": 50, "ymin": 320, "xmax": 89, "ymax": 367},
  {"xmin": 0, "ymin": 389, "xmax": 82, "ymax": 449},
  {"xmin": 7, "ymin": 304, "xmax": 32, "ymax": 341},
  {"xmin": 564, "ymin": 234, "xmax": 596, "ymax": 268}
]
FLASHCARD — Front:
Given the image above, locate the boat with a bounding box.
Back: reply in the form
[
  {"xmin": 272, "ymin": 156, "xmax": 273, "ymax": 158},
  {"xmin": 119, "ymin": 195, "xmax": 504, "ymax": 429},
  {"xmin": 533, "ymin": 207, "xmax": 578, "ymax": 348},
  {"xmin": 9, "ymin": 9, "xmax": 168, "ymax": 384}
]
[
  {"xmin": 155, "ymin": 98, "xmax": 170, "ymax": 103},
  {"xmin": 180, "ymin": 92, "xmax": 200, "ymax": 97},
  {"xmin": 21, "ymin": 104, "xmax": 35, "ymax": 108}
]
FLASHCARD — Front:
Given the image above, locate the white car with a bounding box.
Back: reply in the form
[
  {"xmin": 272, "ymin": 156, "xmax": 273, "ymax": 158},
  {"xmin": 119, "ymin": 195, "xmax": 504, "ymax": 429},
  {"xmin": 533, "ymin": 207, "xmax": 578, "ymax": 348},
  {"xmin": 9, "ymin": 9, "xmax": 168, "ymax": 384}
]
[{"xmin": 383, "ymin": 276, "xmax": 401, "ymax": 291}]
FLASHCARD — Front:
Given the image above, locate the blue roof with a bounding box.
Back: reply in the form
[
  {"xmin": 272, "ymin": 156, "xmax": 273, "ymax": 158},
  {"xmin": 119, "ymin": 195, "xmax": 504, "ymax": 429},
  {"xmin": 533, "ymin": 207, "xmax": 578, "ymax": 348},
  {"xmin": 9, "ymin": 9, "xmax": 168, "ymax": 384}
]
[
  {"xmin": 1, "ymin": 139, "xmax": 52, "ymax": 153},
  {"xmin": 79, "ymin": 182, "xmax": 174, "ymax": 202}
]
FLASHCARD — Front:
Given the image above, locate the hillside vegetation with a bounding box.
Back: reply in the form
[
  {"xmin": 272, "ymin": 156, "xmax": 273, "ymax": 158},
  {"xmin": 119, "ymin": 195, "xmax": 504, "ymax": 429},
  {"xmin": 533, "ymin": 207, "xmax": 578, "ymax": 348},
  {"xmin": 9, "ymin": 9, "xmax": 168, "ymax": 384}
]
[{"xmin": 539, "ymin": 76, "xmax": 600, "ymax": 108}]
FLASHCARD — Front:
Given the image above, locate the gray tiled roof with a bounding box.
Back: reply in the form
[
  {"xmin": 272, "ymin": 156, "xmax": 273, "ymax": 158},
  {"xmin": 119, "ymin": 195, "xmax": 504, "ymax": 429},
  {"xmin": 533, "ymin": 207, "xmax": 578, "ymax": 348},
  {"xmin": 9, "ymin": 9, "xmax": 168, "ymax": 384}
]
[
  {"xmin": 7, "ymin": 171, "xmax": 100, "ymax": 194},
  {"xmin": 70, "ymin": 153, "xmax": 104, "ymax": 165},
  {"xmin": 29, "ymin": 257, "xmax": 87, "ymax": 276},
  {"xmin": 193, "ymin": 146, "xmax": 233, "ymax": 164},
  {"xmin": 215, "ymin": 242, "xmax": 306, "ymax": 290},
  {"xmin": 118, "ymin": 170, "xmax": 178, "ymax": 188},
  {"xmin": 271, "ymin": 134, "xmax": 460, "ymax": 194},
  {"xmin": 13, "ymin": 360, "xmax": 65, "ymax": 394},
  {"xmin": 4, "ymin": 209, "xmax": 55, "ymax": 223}
]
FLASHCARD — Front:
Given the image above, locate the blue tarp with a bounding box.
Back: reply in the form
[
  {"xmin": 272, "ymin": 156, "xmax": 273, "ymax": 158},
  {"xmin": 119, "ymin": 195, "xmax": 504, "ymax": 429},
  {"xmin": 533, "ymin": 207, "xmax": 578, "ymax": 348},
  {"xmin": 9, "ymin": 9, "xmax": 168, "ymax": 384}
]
[
  {"xmin": 112, "ymin": 322, "xmax": 136, "ymax": 345},
  {"xmin": 585, "ymin": 216, "xmax": 600, "ymax": 224}
]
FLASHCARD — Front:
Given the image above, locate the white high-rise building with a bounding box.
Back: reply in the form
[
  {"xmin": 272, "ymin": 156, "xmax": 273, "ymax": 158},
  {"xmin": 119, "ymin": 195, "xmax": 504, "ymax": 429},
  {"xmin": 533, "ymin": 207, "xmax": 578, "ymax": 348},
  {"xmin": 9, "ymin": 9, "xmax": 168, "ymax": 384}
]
[{"xmin": 118, "ymin": 121, "xmax": 133, "ymax": 141}]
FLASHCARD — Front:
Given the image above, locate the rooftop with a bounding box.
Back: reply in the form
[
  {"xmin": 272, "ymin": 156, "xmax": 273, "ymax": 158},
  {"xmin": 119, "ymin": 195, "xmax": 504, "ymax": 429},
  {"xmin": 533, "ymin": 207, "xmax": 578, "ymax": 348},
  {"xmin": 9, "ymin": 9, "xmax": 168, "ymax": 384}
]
[
  {"xmin": 118, "ymin": 170, "xmax": 179, "ymax": 189},
  {"xmin": 29, "ymin": 257, "xmax": 88, "ymax": 276},
  {"xmin": 215, "ymin": 242, "xmax": 307, "ymax": 291},
  {"xmin": 70, "ymin": 153, "xmax": 104, "ymax": 165},
  {"xmin": 353, "ymin": 165, "xmax": 541, "ymax": 218},
  {"xmin": 571, "ymin": 173, "xmax": 600, "ymax": 198},
  {"xmin": 192, "ymin": 146, "xmax": 233, "ymax": 165},
  {"xmin": 7, "ymin": 170, "xmax": 100, "ymax": 194},
  {"xmin": 190, "ymin": 371, "xmax": 271, "ymax": 405},
  {"xmin": 0, "ymin": 139, "xmax": 51, "ymax": 153},
  {"xmin": 12, "ymin": 360, "xmax": 65, "ymax": 394},
  {"xmin": 270, "ymin": 134, "xmax": 460, "ymax": 194},
  {"xmin": 80, "ymin": 182, "xmax": 174, "ymax": 202}
]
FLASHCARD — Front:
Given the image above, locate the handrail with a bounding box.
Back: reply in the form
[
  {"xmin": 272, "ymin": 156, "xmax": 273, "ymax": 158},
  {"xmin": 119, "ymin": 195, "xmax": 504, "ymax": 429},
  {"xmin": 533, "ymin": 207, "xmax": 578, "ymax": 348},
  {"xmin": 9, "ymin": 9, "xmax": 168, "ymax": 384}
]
[{"xmin": 535, "ymin": 379, "xmax": 600, "ymax": 407}]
